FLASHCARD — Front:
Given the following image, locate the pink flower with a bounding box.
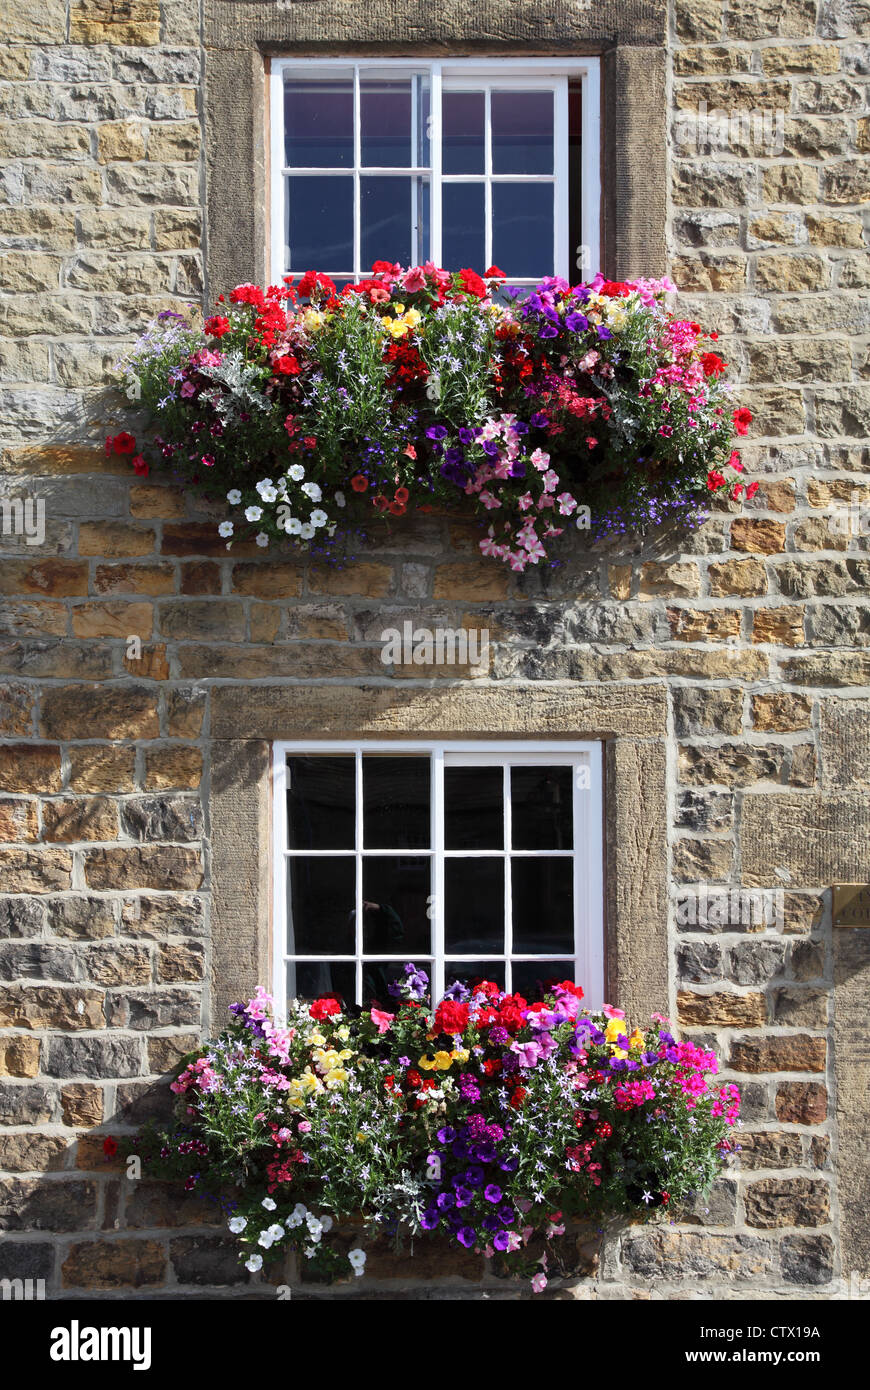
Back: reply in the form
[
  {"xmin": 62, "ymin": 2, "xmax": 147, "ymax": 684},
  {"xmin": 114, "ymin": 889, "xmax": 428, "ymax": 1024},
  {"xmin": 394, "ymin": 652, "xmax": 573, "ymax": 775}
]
[
  {"xmin": 531, "ymin": 1272, "xmax": 548, "ymax": 1293},
  {"xmin": 180, "ymin": 380, "xmax": 196, "ymax": 398},
  {"xmin": 400, "ymin": 265, "xmax": 427, "ymax": 293},
  {"xmin": 298, "ymin": 1121, "xmax": 312, "ymax": 1133},
  {"xmin": 602, "ymin": 1004, "xmax": 625, "ymax": 1020},
  {"xmin": 370, "ymin": 1008, "xmax": 395, "ymax": 1035}
]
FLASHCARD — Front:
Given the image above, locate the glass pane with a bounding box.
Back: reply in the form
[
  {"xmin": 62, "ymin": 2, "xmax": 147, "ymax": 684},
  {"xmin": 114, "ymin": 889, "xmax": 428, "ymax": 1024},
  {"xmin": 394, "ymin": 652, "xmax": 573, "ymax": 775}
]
[
  {"xmin": 510, "ymin": 765, "xmax": 573, "ymax": 850},
  {"xmin": 284, "ymin": 75, "xmax": 354, "ymax": 168},
  {"xmin": 445, "ymin": 857, "xmax": 504, "ymax": 953},
  {"xmin": 361, "ymin": 960, "xmax": 422, "ymax": 1009},
  {"xmin": 361, "ymin": 175, "xmax": 413, "ymax": 272},
  {"xmin": 442, "ymin": 182, "xmax": 485, "ymax": 272},
  {"xmin": 363, "ymin": 756, "xmax": 430, "ymax": 849},
  {"xmin": 492, "ymin": 183, "xmax": 553, "ymax": 280},
  {"xmin": 442, "ymin": 90, "xmax": 485, "ymax": 174},
  {"xmin": 287, "ymin": 175, "xmax": 353, "ymax": 272},
  {"xmin": 362, "ymin": 857, "xmax": 431, "ymax": 955},
  {"xmin": 511, "ymin": 858, "xmax": 574, "ymax": 953},
  {"xmin": 445, "ymin": 960, "xmax": 505, "ymax": 992},
  {"xmin": 287, "ymin": 755, "xmax": 355, "ymax": 850},
  {"xmin": 361, "ymin": 77, "xmax": 412, "ymax": 167},
  {"xmin": 288, "ymin": 959, "xmax": 355, "ymax": 1006},
  {"xmin": 287, "ymin": 856, "xmax": 355, "ymax": 954},
  {"xmin": 511, "ymin": 960, "xmax": 575, "ymax": 1001},
  {"xmin": 445, "ymin": 765, "xmax": 503, "ymax": 850},
  {"xmin": 491, "ymin": 90, "xmax": 554, "ymax": 174}
]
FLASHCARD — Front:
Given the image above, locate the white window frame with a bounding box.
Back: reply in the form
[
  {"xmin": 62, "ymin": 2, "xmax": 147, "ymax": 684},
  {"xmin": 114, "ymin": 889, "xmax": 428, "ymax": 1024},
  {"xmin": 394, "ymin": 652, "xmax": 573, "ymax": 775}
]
[
  {"xmin": 271, "ymin": 740, "xmax": 604, "ymax": 1020},
  {"xmin": 268, "ymin": 57, "xmax": 601, "ymax": 287}
]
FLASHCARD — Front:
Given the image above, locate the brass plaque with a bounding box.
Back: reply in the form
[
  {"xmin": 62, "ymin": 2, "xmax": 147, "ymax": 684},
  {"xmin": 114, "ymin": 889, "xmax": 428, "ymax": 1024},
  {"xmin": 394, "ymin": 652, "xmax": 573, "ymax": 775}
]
[{"xmin": 832, "ymin": 885, "xmax": 870, "ymax": 928}]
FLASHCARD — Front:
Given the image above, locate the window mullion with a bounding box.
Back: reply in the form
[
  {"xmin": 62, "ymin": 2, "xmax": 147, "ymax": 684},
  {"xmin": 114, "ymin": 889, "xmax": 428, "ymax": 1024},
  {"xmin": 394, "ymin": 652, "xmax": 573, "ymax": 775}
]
[
  {"xmin": 431, "ymin": 62, "xmax": 442, "ymax": 268},
  {"xmin": 484, "ymin": 85, "xmax": 492, "ymax": 274},
  {"xmin": 355, "ymin": 749, "xmax": 363, "ymax": 1003},
  {"xmin": 353, "ymin": 64, "xmax": 361, "ymax": 280},
  {"xmin": 553, "ymin": 76, "xmax": 569, "ymax": 280},
  {"xmin": 503, "ymin": 760, "xmax": 512, "ymax": 993},
  {"xmin": 432, "ymin": 747, "xmax": 445, "ymax": 1003}
]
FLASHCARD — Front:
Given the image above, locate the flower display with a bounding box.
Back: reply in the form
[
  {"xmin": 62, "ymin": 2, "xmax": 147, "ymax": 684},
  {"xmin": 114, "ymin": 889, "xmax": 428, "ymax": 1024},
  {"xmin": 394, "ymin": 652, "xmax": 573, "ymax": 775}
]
[
  {"xmin": 116, "ymin": 266, "xmax": 753, "ymax": 569},
  {"xmin": 125, "ymin": 967, "xmax": 739, "ymax": 1291}
]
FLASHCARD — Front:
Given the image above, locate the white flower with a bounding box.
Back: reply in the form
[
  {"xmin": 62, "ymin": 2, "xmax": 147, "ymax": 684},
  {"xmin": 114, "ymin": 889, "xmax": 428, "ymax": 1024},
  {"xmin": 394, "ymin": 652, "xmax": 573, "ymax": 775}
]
[
  {"xmin": 255, "ymin": 477, "xmax": 274, "ymax": 498},
  {"xmin": 299, "ymin": 522, "xmax": 315, "ymax": 540},
  {"xmin": 320, "ymin": 1214, "xmax": 334, "ymax": 1233},
  {"xmin": 287, "ymin": 1212, "xmax": 303, "ymax": 1228},
  {"xmin": 267, "ymin": 1223, "xmax": 285, "ymax": 1241},
  {"xmin": 226, "ymin": 489, "xmax": 242, "ymax": 505},
  {"xmin": 262, "ymin": 1196, "xmax": 277, "ymax": 1211},
  {"xmin": 245, "ymin": 505, "xmax": 263, "ymax": 522},
  {"xmin": 288, "ymin": 464, "xmax": 305, "ymax": 482},
  {"xmin": 245, "ymin": 1254, "xmax": 263, "ymax": 1272},
  {"xmin": 310, "ymin": 509, "xmax": 328, "ymax": 528},
  {"xmin": 348, "ymin": 1248, "xmax": 366, "ymax": 1276},
  {"xmin": 294, "ymin": 1203, "xmax": 307, "ymax": 1217},
  {"xmin": 255, "ymin": 532, "xmax": 269, "ymax": 547},
  {"xmin": 257, "ymin": 1231, "xmax": 274, "ymax": 1248},
  {"xmin": 228, "ymin": 1216, "xmax": 247, "ymax": 1234},
  {"xmin": 301, "ymin": 481, "xmax": 322, "ymax": 502},
  {"xmin": 334, "ymin": 491, "xmax": 346, "ymax": 508},
  {"xmin": 284, "ymin": 516, "xmax": 302, "ymax": 535},
  {"xmin": 218, "ymin": 521, "xmax": 233, "ymax": 538}
]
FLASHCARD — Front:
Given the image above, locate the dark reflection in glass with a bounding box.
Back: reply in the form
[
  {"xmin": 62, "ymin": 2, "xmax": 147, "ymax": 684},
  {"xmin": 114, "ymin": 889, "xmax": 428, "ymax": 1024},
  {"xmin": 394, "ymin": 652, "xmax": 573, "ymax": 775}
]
[
  {"xmin": 445, "ymin": 766, "xmax": 502, "ymax": 850},
  {"xmin": 445, "ymin": 857, "xmax": 504, "ymax": 952},
  {"xmin": 442, "ymin": 91, "xmax": 485, "ymax": 174},
  {"xmin": 287, "ymin": 175, "xmax": 353, "ymax": 272},
  {"xmin": 510, "ymin": 765, "xmax": 573, "ymax": 850},
  {"xmin": 285, "ymin": 77, "xmax": 354, "ymax": 168},
  {"xmin": 511, "ymin": 858, "xmax": 574, "ymax": 953},
  {"xmin": 511, "ymin": 960, "xmax": 575, "ymax": 1001},
  {"xmin": 491, "ymin": 90, "xmax": 554, "ymax": 174},
  {"xmin": 492, "ymin": 183, "xmax": 553, "ymax": 279},
  {"xmin": 363, "ymin": 757, "xmax": 430, "ymax": 849},
  {"xmin": 362, "ymin": 856, "xmax": 431, "ymax": 955},
  {"xmin": 287, "ymin": 856, "xmax": 355, "ymax": 955},
  {"xmin": 362, "ymin": 960, "xmax": 421, "ymax": 1010},
  {"xmin": 287, "ymin": 756, "xmax": 355, "ymax": 850},
  {"xmin": 445, "ymin": 960, "xmax": 505, "ymax": 991},
  {"xmin": 288, "ymin": 959, "xmax": 355, "ymax": 1006},
  {"xmin": 442, "ymin": 182, "xmax": 485, "ymax": 272},
  {"xmin": 361, "ymin": 78, "xmax": 412, "ymax": 167},
  {"xmin": 361, "ymin": 176, "xmax": 412, "ymax": 271}
]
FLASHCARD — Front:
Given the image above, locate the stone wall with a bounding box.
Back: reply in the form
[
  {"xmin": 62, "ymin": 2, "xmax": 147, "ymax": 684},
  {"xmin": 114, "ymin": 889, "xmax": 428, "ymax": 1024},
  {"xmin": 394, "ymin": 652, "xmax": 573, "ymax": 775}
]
[{"xmin": 0, "ymin": 0, "xmax": 868, "ymax": 1297}]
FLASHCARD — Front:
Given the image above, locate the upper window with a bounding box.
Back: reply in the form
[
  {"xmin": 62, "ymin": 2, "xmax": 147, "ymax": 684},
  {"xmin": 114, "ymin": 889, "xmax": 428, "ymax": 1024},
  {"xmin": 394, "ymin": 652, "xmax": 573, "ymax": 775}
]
[
  {"xmin": 271, "ymin": 741, "xmax": 604, "ymax": 1016},
  {"xmin": 269, "ymin": 59, "xmax": 601, "ymax": 289}
]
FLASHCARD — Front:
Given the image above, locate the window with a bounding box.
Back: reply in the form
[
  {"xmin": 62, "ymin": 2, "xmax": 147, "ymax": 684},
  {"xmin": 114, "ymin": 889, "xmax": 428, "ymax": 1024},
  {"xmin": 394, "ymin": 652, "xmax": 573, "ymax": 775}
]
[
  {"xmin": 268, "ymin": 59, "xmax": 601, "ymax": 288},
  {"xmin": 272, "ymin": 741, "xmax": 604, "ymax": 1015}
]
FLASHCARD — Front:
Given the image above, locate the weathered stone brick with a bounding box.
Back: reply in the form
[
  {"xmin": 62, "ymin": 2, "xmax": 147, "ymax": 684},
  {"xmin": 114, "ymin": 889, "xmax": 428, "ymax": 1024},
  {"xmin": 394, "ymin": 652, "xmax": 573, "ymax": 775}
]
[
  {"xmin": 67, "ymin": 745, "xmax": 136, "ymax": 794},
  {"xmin": 0, "ymin": 683, "xmax": 34, "ymax": 737},
  {"xmin": 673, "ymin": 687, "xmax": 743, "ymax": 737},
  {"xmin": 0, "ymin": 984, "xmax": 104, "ymax": 1030},
  {"xmin": 677, "ymin": 940, "xmax": 723, "ymax": 983},
  {"xmin": 121, "ymin": 894, "xmax": 204, "ymax": 939},
  {"xmin": 79, "ymin": 522, "xmax": 155, "ymax": 557},
  {"xmin": 0, "ymin": 1133, "xmax": 67, "ymax": 1172},
  {"xmin": 673, "ymin": 838, "xmax": 734, "ymax": 882},
  {"xmin": 771, "ymin": 987, "xmax": 828, "ymax": 1028},
  {"xmin": 62, "ymin": 1238, "xmax": 166, "ymax": 1290},
  {"xmin": 751, "ymin": 605, "xmax": 804, "ymax": 645},
  {"xmin": 123, "ymin": 643, "xmax": 170, "ymax": 680},
  {"xmin": 821, "ymin": 160, "xmax": 870, "ymax": 203},
  {"xmin": 40, "ymin": 686, "xmax": 159, "ymax": 740},
  {"xmin": 143, "ymin": 746, "xmax": 203, "ymax": 791},
  {"xmin": 84, "ymin": 845, "xmax": 203, "ymax": 892},
  {"xmin": 638, "ymin": 561, "xmax": 700, "ymax": 599},
  {"xmin": 730, "ymin": 1034, "xmax": 827, "ymax": 1073},
  {"xmin": 621, "ymin": 1230, "xmax": 771, "ymax": 1280},
  {"xmin": 118, "ymin": 987, "xmax": 200, "ymax": 1032},
  {"xmin": 120, "ymin": 795, "xmax": 202, "ymax": 842},
  {"xmin": 806, "ymin": 212, "xmax": 865, "ymax": 247},
  {"xmin": 0, "ymin": 797, "xmax": 39, "ymax": 843},
  {"xmin": 0, "ymin": 559, "xmax": 88, "ymax": 598},
  {"xmin": 169, "ymin": 1234, "xmax": 249, "ymax": 1283},
  {"xmin": 736, "ymin": 1131, "xmax": 804, "ymax": 1170},
  {"xmin": 147, "ymin": 120, "xmax": 200, "ymax": 161},
  {"xmin": 679, "ymin": 743, "xmax": 784, "ymax": 787},
  {"xmin": 158, "ymin": 599, "xmax": 245, "ymax": 641},
  {"xmin": 147, "ymin": 1033, "xmax": 198, "ymax": 1074},
  {"xmin": 42, "ymin": 798, "xmax": 120, "ymax": 844},
  {"xmin": 0, "ymin": 1034, "xmax": 40, "ymax": 1077},
  {"xmin": 0, "ymin": 847, "xmax": 72, "ymax": 893},
  {"xmin": 61, "ymin": 1082, "xmax": 104, "ymax": 1127},
  {"xmin": 71, "ymin": 601, "xmax": 154, "ymax": 640},
  {"xmin": 744, "ymin": 1177, "xmax": 830, "ymax": 1228},
  {"xmin": 751, "ymin": 692, "xmax": 813, "ymax": 731},
  {"xmin": 678, "ymin": 989, "xmax": 766, "ymax": 1027},
  {"xmin": 125, "ymin": 1181, "xmax": 218, "ymax": 1230},
  {"xmin": 45, "ymin": 1034, "xmax": 143, "ymax": 1079},
  {"xmin": 75, "ymin": 206, "xmax": 151, "ymax": 249},
  {"xmin": 789, "ymin": 939, "xmax": 826, "ymax": 981},
  {"xmin": 84, "ymin": 942, "xmax": 152, "ymax": 987},
  {"xmin": 756, "ymin": 255, "xmax": 830, "ymax": 293},
  {"xmin": 0, "ymin": 1177, "xmax": 97, "ymax": 1231},
  {"xmin": 727, "ymin": 940, "xmax": 788, "ymax": 985},
  {"xmin": 675, "ymin": 790, "xmax": 733, "ymax": 834},
  {"xmin": 179, "ymin": 561, "xmax": 222, "ymax": 596},
  {"xmin": 708, "ymin": 557, "xmax": 768, "ymax": 596},
  {"xmin": 731, "ymin": 518, "xmax": 786, "ymax": 553},
  {"xmin": 775, "ymin": 1081, "xmax": 828, "ymax": 1124},
  {"xmin": 0, "ymin": 897, "xmax": 44, "ymax": 938},
  {"xmin": 153, "ymin": 208, "xmax": 202, "ymax": 250},
  {"xmin": 781, "ymin": 1233, "xmax": 834, "ymax": 1285},
  {"xmin": 155, "ymin": 942, "xmax": 204, "ymax": 983}
]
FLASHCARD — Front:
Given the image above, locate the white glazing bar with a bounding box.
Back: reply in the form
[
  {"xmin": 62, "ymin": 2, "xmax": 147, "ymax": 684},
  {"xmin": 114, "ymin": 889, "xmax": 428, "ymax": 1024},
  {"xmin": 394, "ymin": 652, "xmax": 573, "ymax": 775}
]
[
  {"xmin": 430, "ymin": 63, "xmax": 442, "ymax": 268},
  {"xmin": 432, "ymin": 748, "xmax": 445, "ymax": 1003},
  {"xmin": 580, "ymin": 61, "xmax": 602, "ymax": 278},
  {"xmin": 484, "ymin": 85, "xmax": 492, "ymax": 274},
  {"xmin": 503, "ymin": 760, "xmax": 512, "ymax": 992},
  {"xmin": 269, "ymin": 66, "xmax": 286, "ymax": 282},
  {"xmin": 271, "ymin": 747, "xmax": 289, "ymax": 1020},
  {"xmin": 353, "ymin": 65, "xmax": 361, "ymax": 281},
  {"xmin": 553, "ymin": 77, "xmax": 569, "ymax": 280},
  {"xmin": 355, "ymin": 749, "xmax": 364, "ymax": 1003}
]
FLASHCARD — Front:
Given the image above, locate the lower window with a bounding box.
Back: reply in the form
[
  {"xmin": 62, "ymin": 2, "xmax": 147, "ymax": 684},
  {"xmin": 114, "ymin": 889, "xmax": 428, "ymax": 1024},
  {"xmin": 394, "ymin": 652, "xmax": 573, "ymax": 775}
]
[{"xmin": 272, "ymin": 741, "xmax": 604, "ymax": 1012}]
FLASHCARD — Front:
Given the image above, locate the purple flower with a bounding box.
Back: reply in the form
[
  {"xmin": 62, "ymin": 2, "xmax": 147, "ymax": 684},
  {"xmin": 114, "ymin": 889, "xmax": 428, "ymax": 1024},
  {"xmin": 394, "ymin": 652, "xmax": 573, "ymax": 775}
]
[
  {"xmin": 565, "ymin": 311, "xmax": 589, "ymax": 332},
  {"xmin": 538, "ymin": 323, "xmax": 559, "ymax": 339},
  {"xmin": 482, "ymin": 439, "xmax": 500, "ymax": 457},
  {"xmin": 398, "ymin": 1056, "xmax": 410, "ymax": 1068},
  {"xmin": 426, "ymin": 424, "xmax": 448, "ymax": 441},
  {"xmin": 493, "ymin": 1230, "xmax": 512, "ymax": 1251},
  {"xmin": 421, "ymin": 1208, "xmax": 440, "ymax": 1230},
  {"xmin": 457, "ymin": 427, "xmax": 475, "ymax": 445},
  {"xmin": 482, "ymin": 1213, "xmax": 500, "ymax": 1233},
  {"xmin": 529, "ymin": 412, "xmax": 549, "ymax": 429},
  {"xmin": 497, "ymin": 1204, "xmax": 515, "ymax": 1225},
  {"xmin": 464, "ymin": 1165, "xmax": 485, "ymax": 1188},
  {"xmin": 436, "ymin": 1126, "xmax": 456, "ymax": 1145},
  {"xmin": 454, "ymin": 1186, "xmax": 473, "ymax": 1208},
  {"xmin": 436, "ymin": 1191, "xmax": 455, "ymax": 1211},
  {"xmin": 457, "ymin": 1226, "xmax": 476, "ymax": 1248},
  {"xmin": 484, "ymin": 1184, "xmax": 503, "ymax": 1204},
  {"xmin": 488, "ymin": 1025, "xmax": 509, "ymax": 1046},
  {"xmin": 597, "ymin": 324, "xmax": 613, "ymax": 340}
]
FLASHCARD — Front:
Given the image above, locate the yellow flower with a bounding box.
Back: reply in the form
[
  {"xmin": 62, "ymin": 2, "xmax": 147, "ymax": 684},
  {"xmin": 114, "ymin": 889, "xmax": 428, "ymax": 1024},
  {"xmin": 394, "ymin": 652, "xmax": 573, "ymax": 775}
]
[
  {"xmin": 629, "ymin": 1028, "xmax": 644, "ymax": 1050},
  {"xmin": 451, "ymin": 1048, "xmax": 470, "ymax": 1064},
  {"xmin": 338, "ymin": 1048, "xmax": 354, "ymax": 1061},
  {"xmin": 604, "ymin": 1017, "xmax": 626, "ymax": 1044},
  {"xmin": 433, "ymin": 1051, "xmax": 453, "ymax": 1071},
  {"xmin": 356, "ymin": 1131, "xmax": 367, "ymax": 1142},
  {"xmin": 403, "ymin": 307, "xmax": 422, "ymax": 329},
  {"xmin": 418, "ymin": 1054, "xmax": 436, "ymax": 1071},
  {"xmin": 325, "ymin": 1067, "xmax": 348, "ymax": 1088},
  {"xmin": 309, "ymin": 1032, "xmax": 327, "ymax": 1047},
  {"xmin": 336, "ymin": 1026, "xmax": 350, "ymax": 1042}
]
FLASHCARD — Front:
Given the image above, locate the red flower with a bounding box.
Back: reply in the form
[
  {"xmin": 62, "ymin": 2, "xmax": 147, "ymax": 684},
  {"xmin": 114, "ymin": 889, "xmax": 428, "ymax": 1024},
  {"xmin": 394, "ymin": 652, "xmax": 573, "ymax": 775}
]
[
  {"xmin": 484, "ymin": 266, "xmax": 506, "ymax": 280},
  {"xmin": 406, "ymin": 1070, "xmax": 422, "ymax": 1089},
  {"xmin": 204, "ymin": 315, "xmax": 231, "ymax": 338},
  {"xmin": 229, "ymin": 283, "xmax": 266, "ymax": 309},
  {"xmin": 554, "ymin": 980, "xmax": 584, "ymax": 999},
  {"xmin": 509, "ymin": 1086, "xmax": 527, "ymax": 1109},
  {"xmin": 310, "ymin": 996, "xmax": 342, "ymax": 1020},
  {"xmin": 707, "ymin": 469, "xmax": 726, "ymax": 492},
  {"xmin": 745, "ymin": 480, "xmax": 759, "ymax": 500},
  {"xmin": 732, "ymin": 407, "xmax": 753, "ymax": 436},
  {"xmin": 371, "ymin": 260, "xmax": 399, "ymax": 277},
  {"xmin": 350, "ymin": 474, "xmax": 369, "ymax": 493},
  {"xmin": 599, "ymin": 280, "xmax": 630, "ymax": 298},
  {"xmin": 372, "ymin": 494, "xmax": 389, "ymax": 512},
  {"xmin": 700, "ymin": 352, "xmax": 726, "ymax": 378},
  {"xmin": 394, "ymin": 486, "xmax": 410, "ymax": 505},
  {"xmin": 274, "ymin": 355, "xmax": 300, "ymax": 375},
  {"xmin": 107, "ymin": 432, "xmax": 136, "ymax": 455},
  {"xmin": 458, "ymin": 268, "xmax": 487, "ymax": 299},
  {"xmin": 103, "ymin": 1136, "xmax": 118, "ymax": 1157},
  {"xmin": 434, "ymin": 999, "xmax": 470, "ymax": 1035},
  {"xmin": 297, "ymin": 270, "xmax": 337, "ymax": 300},
  {"xmin": 388, "ymin": 500, "xmax": 406, "ymax": 516},
  {"xmin": 131, "ymin": 454, "xmax": 149, "ymax": 477}
]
